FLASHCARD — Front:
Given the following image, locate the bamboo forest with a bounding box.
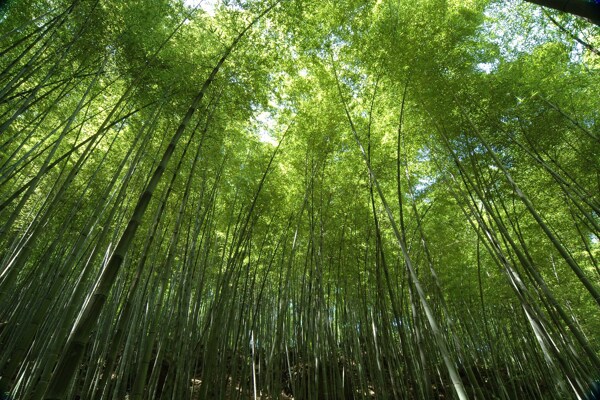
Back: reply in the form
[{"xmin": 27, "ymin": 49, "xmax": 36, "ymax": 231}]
[{"xmin": 0, "ymin": 0, "xmax": 599, "ymax": 399}]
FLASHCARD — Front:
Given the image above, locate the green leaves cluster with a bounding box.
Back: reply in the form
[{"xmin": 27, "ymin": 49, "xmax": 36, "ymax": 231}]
[{"xmin": 0, "ymin": 0, "xmax": 598, "ymax": 399}]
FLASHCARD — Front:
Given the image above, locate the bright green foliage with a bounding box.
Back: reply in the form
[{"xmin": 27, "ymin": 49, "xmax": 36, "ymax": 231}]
[{"xmin": 0, "ymin": 0, "xmax": 598, "ymax": 399}]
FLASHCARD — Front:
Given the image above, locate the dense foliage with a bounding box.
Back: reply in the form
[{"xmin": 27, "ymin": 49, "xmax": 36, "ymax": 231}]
[{"xmin": 0, "ymin": 0, "xmax": 598, "ymax": 399}]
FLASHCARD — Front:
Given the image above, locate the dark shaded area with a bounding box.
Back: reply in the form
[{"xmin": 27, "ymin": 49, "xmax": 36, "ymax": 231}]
[{"xmin": 525, "ymin": 0, "xmax": 600, "ymax": 25}]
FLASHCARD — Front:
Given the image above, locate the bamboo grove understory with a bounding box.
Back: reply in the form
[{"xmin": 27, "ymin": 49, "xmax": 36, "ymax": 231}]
[{"xmin": 0, "ymin": 0, "xmax": 599, "ymax": 399}]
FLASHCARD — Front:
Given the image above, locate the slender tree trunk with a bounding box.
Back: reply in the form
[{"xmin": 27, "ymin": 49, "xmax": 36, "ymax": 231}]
[{"xmin": 43, "ymin": 4, "xmax": 280, "ymax": 398}]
